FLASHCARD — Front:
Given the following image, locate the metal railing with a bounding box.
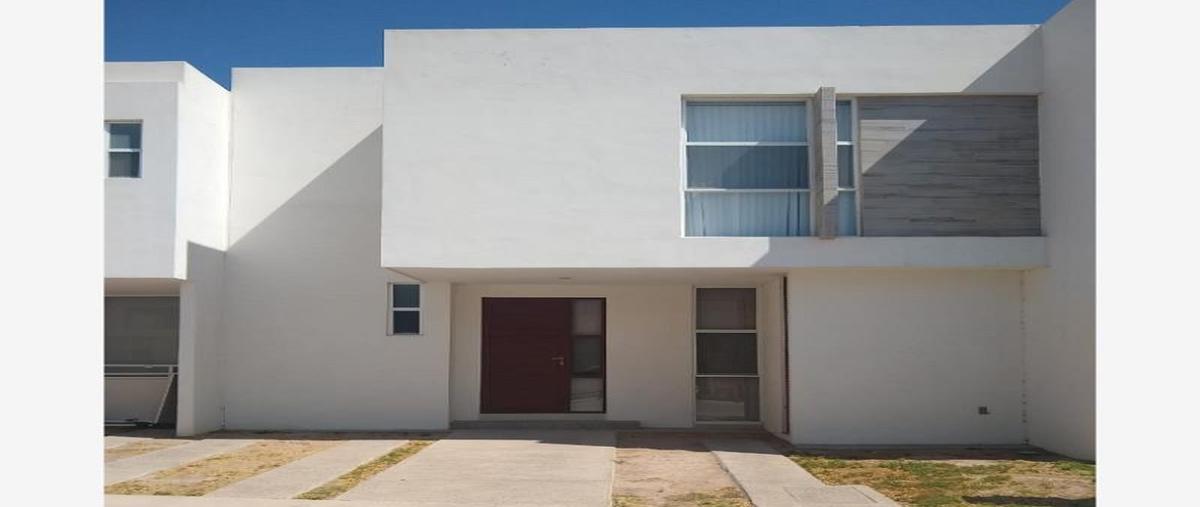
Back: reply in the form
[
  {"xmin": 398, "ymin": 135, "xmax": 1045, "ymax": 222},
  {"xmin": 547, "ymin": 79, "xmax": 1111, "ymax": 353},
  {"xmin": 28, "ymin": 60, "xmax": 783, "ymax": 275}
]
[
  {"xmin": 104, "ymin": 363, "xmax": 178, "ymax": 376},
  {"xmin": 104, "ymin": 364, "xmax": 177, "ymax": 425}
]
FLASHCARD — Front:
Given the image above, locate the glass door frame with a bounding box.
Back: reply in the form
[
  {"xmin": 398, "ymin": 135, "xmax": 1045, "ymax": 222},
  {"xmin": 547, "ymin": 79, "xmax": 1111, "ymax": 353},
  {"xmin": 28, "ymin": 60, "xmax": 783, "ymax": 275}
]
[{"xmin": 691, "ymin": 285, "xmax": 763, "ymax": 424}]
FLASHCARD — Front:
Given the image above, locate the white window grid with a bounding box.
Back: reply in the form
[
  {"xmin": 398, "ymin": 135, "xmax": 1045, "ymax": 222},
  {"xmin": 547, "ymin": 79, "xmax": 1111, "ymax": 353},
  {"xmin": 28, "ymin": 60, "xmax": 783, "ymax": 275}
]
[{"xmin": 681, "ymin": 100, "xmax": 813, "ymax": 235}]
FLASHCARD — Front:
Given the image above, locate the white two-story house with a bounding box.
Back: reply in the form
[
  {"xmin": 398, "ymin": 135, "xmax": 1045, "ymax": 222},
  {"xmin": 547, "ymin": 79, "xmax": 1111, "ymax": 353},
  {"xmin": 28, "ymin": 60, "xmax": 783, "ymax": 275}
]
[{"xmin": 105, "ymin": 0, "xmax": 1094, "ymax": 459}]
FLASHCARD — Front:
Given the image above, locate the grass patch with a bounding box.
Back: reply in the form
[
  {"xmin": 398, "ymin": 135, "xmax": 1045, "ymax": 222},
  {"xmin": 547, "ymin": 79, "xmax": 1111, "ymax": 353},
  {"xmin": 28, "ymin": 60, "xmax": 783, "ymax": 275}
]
[
  {"xmin": 789, "ymin": 451, "xmax": 1095, "ymax": 507},
  {"xmin": 106, "ymin": 439, "xmax": 335, "ymax": 496},
  {"xmin": 105, "ymin": 440, "xmax": 187, "ymax": 463},
  {"xmin": 612, "ymin": 495, "xmax": 646, "ymax": 507},
  {"xmin": 1053, "ymin": 461, "xmax": 1096, "ymax": 476},
  {"xmin": 295, "ymin": 440, "xmax": 434, "ymax": 500},
  {"xmin": 665, "ymin": 487, "xmax": 753, "ymax": 507}
]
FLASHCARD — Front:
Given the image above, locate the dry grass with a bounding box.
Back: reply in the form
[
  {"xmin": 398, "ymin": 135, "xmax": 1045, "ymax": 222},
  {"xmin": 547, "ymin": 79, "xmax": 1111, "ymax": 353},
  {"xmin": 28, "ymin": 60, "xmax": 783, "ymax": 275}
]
[
  {"xmin": 789, "ymin": 449, "xmax": 1095, "ymax": 507},
  {"xmin": 666, "ymin": 487, "xmax": 753, "ymax": 507},
  {"xmin": 294, "ymin": 440, "xmax": 435, "ymax": 500},
  {"xmin": 105, "ymin": 440, "xmax": 187, "ymax": 463},
  {"xmin": 105, "ymin": 439, "xmax": 336, "ymax": 496}
]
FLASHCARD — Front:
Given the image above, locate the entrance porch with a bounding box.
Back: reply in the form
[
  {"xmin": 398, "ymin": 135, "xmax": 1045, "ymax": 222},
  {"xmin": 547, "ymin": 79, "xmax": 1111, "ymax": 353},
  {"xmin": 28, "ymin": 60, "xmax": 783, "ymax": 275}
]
[{"xmin": 443, "ymin": 276, "xmax": 788, "ymax": 436}]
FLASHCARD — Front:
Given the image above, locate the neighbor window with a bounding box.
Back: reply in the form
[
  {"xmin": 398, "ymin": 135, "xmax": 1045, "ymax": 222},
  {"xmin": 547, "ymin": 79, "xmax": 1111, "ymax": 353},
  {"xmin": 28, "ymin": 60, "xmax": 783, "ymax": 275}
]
[
  {"xmin": 684, "ymin": 102, "xmax": 810, "ymax": 237},
  {"xmin": 835, "ymin": 100, "xmax": 859, "ymax": 235},
  {"xmin": 106, "ymin": 122, "xmax": 142, "ymax": 178},
  {"xmin": 389, "ymin": 283, "xmax": 421, "ymax": 334},
  {"xmin": 694, "ymin": 288, "xmax": 760, "ymax": 422}
]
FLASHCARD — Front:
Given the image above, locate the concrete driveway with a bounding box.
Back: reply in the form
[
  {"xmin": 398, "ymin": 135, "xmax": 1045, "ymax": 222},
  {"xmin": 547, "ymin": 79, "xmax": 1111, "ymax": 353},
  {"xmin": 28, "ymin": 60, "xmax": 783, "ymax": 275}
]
[{"xmin": 338, "ymin": 429, "xmax": 615, "ymax": 507}]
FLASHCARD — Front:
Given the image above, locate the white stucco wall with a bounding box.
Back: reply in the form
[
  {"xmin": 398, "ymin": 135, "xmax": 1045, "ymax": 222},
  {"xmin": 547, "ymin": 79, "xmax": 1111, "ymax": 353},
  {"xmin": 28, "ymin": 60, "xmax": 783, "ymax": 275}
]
[
  {"xmin": 381, "ymin": 25, "xmax": 1043, "ymax": 271},
  {"xmin": 105, "ymin": 79, "xmax": 178, "ymax": 279},
  {"xmin": 1023, "ymin": 0, "xmax": 1095, "ymax": 460},
  {"xmin": 221, "ymin": 67, "xmax": 451, "ymax": 430},
  {"xmin": 787, "ymin": 269, "xmax": 1026, "ymax": 445}
]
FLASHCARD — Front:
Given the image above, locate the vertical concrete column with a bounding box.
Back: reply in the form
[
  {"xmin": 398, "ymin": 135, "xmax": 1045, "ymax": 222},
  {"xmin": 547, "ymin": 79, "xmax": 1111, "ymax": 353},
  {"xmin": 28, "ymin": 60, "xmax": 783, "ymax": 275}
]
[
  {"xmin": 420, "ymin": 280, "xmax": 454, "ymax": 429},
  {"xmin": 177, "ymin": 244, "xmax": 227, "ymax": 436},
  {"xmin": 811, "ymin": 87, "xmax": 839, "ymax": 238}
]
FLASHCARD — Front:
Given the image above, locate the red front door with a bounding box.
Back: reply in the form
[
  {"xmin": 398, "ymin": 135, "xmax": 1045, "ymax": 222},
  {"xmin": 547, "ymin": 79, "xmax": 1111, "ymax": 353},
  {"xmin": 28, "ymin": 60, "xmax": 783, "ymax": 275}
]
[{"xmin": 481, "ymin": 298, "xmax": 573, "ymax": 413}]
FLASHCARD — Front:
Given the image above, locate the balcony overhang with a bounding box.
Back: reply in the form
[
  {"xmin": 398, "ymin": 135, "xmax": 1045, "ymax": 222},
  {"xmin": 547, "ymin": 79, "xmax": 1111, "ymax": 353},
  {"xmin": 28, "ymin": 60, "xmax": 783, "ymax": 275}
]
[{"xmin": 382, "ymin": 236, "xmax": 1047, "ymax": 283}]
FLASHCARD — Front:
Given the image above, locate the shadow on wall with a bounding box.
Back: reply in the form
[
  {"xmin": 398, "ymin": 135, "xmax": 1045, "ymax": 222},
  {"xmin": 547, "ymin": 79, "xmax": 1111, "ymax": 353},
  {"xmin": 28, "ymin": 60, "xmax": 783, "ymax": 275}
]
[
  {"xmin": 226, "ymin": 126, "xmax": 384, "ymax": 262},
  {"xmin": 853, "ymin": 95, "xmax": 1040, "ymax": 237},
  {"xmin": 214, "ymin": 127, "xmax": 452, "ymax": 429},
  {"xmin": 963, "ymin": 28, "xmax": 1043, "ymax": 94}
]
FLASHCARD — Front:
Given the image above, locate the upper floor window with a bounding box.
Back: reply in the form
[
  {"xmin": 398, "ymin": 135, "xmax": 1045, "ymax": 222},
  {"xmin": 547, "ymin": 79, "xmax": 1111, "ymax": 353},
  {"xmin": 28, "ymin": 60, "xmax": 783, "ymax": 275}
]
[
  {"xmin": 106, "ymin": 122, "xmax": 142, "ymax": 178},
  {"xmin": 684, "ymin": 102, "xmax": 810, "ymax": 237},
  {"xmin": 389, "ymin": 283, "xmax": 421, "ymax": 335},
  {"xmin": 836, "ymin": 100, "xmax": 859, "ymax": 235}
]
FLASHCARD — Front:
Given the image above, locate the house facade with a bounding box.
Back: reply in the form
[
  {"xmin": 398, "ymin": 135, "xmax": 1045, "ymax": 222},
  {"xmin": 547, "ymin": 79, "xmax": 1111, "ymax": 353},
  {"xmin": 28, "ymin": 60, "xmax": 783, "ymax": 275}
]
[{"xmin": 104, "ymin": 0, "xmax": 1094, "ymax": 459}]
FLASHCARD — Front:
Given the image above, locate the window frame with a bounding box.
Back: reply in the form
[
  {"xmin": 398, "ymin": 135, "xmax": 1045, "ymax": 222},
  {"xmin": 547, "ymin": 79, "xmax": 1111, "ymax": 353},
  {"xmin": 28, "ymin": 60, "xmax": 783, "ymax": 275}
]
[
  {"xmin": 691, "ymin": 286, "xmax": 762, "ymax": 424},
  {"xmin": 568, "ymin": 297, "xmax": 607, "ymax": 414},
  {"xmin": 835, "ymin": 98, "xmax": 864, "ymax": 236},
  {"xmin": 387, "ymin": 283, "xmax": 422, "ymax": 336},
  {"xmin": 680, "ymin": 98, "xmax": 814, "ymax": 238},
  {"xmin": 106, "ymin": 120, "xmax": 143, "ymax": 178}
]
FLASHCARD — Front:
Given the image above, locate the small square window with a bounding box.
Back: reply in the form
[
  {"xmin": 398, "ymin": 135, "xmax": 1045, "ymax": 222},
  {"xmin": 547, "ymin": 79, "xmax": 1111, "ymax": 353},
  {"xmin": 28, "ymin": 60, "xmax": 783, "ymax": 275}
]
[
  {"xmin": 106, "ymin": 122, "xmax": 142, "ymax": 178},
  {"xmin": 389, "ymin": 283, "xmax": 421, "ymax": 335}
]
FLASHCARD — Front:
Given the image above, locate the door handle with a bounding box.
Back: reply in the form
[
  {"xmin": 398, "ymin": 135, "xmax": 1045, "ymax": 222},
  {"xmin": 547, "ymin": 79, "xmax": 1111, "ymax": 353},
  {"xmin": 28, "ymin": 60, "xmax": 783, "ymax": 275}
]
[{"xmin": 550, "ymin": 356, "xmax": 565, "ymax": 366}]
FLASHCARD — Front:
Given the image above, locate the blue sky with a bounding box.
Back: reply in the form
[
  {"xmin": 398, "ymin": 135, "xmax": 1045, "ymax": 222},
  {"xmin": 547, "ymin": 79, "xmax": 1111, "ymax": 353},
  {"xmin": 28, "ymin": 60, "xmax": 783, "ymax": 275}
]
[{"xmin": 106, "ymin": 0, "xmax": 1070, "ymax": 88}]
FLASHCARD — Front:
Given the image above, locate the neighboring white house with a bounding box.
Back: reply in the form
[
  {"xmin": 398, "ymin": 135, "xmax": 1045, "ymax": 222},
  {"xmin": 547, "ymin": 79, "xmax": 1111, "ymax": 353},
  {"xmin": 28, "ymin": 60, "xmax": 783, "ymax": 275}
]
[{"xmin": 104, "ymin": 0, "xmax": 1095, "ymax": 459}]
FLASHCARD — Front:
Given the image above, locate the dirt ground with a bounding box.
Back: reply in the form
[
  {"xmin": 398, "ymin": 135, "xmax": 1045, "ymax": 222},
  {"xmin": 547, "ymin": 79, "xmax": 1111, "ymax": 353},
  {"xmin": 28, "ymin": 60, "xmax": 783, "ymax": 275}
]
[{"xmin": 612, "ymin": 431, "xmax": 752, "ymax": 507}]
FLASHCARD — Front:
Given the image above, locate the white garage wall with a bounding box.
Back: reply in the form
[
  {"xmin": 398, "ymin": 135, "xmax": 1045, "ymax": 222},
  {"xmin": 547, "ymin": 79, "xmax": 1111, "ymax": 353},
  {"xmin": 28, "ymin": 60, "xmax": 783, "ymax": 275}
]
[
  {"xmin": 787, "ymin": 269, "xmax": 1026, "ymax": 445},
  {"xmin": 221, "ymin": 67, "xmax": 451, "ymax": 431}
]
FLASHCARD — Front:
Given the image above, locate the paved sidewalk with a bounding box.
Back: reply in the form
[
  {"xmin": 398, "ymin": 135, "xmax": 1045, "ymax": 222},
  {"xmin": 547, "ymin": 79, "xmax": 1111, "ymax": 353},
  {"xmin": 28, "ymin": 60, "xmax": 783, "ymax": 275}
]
[
  {"xmin": 106, "ymin": 439, "xmax": 257, "ymax": 485},
  {"xmin": 106, "ymin": 436, "xmax": 149, "ymax": 449},
  {"xmin": 706, "ymin": 439, "xmax": 897, "ymax": 506},
  {"xmin": 339, "ymin": 430, "xmax": 614, "ymax": 506},
  {"xmin": 208, "ymin": 440, "xmax": 408, "ymax": 499}
]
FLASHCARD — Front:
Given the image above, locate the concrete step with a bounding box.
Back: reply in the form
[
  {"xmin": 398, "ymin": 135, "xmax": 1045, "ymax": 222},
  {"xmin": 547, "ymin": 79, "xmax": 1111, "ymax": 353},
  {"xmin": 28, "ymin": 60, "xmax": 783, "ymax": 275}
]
[{"xmin": 450, "ymin": 419, "xmax": 641, "ymax": 430}]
